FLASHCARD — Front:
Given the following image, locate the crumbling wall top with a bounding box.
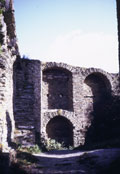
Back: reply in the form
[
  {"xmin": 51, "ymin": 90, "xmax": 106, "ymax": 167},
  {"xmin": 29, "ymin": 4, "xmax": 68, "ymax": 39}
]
[{"xmin": 0, "ymin": 0, "xmax": 19, "ymax": 61}]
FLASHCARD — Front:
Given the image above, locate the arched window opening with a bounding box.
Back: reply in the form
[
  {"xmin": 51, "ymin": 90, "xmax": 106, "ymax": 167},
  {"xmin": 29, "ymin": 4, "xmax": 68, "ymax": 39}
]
[{"xmin": 46, "ymin": 116, "xmax": 73, "ymax": 147}]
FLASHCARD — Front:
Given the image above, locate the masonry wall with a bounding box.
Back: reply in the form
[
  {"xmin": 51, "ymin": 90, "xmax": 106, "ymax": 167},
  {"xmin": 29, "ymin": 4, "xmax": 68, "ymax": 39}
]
[
  {"xmin": 0, "ymin": 0, "xmax": 19, "ymax": 150},
  {"xmin": 40, "ymin": 62, "xmax": 120, "ymax": 147},
  {"xmin": 13, "ymin": 59, "xmax": 41, "ymax": 146},
  {"xmin": 13, "ymin": 59, "xmax": 120, "ymax": 148}
]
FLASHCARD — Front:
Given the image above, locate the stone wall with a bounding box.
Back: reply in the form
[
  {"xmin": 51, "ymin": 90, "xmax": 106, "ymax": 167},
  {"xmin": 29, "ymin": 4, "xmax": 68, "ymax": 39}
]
[
  {"xmin": 13, "ymin": 59, "xmax": 41, "ymax": 146},
  {"xmin": 13, "ymin": 60, "xmax": 120, "ymax": 148},
  {"xmin": 0, "ymin": 0, "xmax": 19, "ymax": 150},
  {"xmin": 40, "ymin": 62, "xmax": 119, "ymax": 147}
]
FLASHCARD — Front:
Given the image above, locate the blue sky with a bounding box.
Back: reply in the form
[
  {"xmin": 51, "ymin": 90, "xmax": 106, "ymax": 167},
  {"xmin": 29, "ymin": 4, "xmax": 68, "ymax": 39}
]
[{"xmin": 14, "ymin": 0, "xmax": 118, "ymax": 73}]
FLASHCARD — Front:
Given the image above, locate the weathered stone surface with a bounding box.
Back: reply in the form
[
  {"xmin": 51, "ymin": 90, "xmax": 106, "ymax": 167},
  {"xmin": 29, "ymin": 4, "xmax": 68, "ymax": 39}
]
[
  {"xmin": 0, "ymin": 0, "xmax": 19, "ymax": 150},
  {"xmin": 13, "ymin": 60, "xmax": 120, "ymax": 148}
]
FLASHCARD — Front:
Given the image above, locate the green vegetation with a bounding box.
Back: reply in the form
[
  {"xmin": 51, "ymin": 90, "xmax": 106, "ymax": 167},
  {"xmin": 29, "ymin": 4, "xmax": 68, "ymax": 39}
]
[
  {"xmin": 46, "ymin": 138, "xmax": 73, "ymax": 150},
  {"xmin": 0, "ymin": 0, "xmax": 5, "ymax": 15},
  {"xmin": 15, "ymin": 151, "xmax": 39, "ymax": 169},
  {"xmin": 0, "ymin": 9, "xmax": 3, "ymax": 15},
  {"xmin": 0, "ymin": 44, "xmax": 2, "ymax": 54},
  {"xmin": 0, "ymin": 0, "xmax": 5, "ymax": 3},
  {"xmin": 17, "ymin": 144, "xmax": 42, "ymax": 154},
  {"xmin": 7, "ymin": 144, "xmax": 41, "ymax": 173}
]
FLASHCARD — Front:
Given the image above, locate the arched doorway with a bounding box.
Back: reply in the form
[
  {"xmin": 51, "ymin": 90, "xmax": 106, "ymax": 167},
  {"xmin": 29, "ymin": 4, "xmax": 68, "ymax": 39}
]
[
  {"xmin": 46, "ymin": 116, "xmax": 73, "ymax": 147},
  {"xmin": 84, "ymin": 73, "xmax": 112, "ymax": 144},
  {"xmin": 84, "ymin": 72, "xmax": 111, "ymax": 104}
]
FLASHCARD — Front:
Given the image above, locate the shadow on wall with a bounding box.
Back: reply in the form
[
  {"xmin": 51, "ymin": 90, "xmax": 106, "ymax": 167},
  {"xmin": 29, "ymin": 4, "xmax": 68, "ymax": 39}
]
[
  {"xmin": 83, "ymin": 73, "xmax": 120, "ymax": 148},
  {"xmin": 6, "ymin": 111, "xmax": 12, "ymax": 146}
]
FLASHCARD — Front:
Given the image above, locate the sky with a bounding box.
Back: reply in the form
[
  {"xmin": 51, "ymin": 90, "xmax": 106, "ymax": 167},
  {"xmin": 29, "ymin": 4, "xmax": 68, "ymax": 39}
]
[{"xmin": 14, "ymin": 0, "xmax": 118, "ymax": 73}]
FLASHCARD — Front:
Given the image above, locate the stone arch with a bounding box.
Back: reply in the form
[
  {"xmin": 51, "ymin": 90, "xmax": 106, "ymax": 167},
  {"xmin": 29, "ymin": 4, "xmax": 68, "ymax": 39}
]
[
  {"xmin": 46, "ymin": 116, "xmax": 73, "ymax": 147},
  {"xmin": 84, "ymin": 72, "xmax": 111, "ymax": 103},
  {"xmin": 42, "ymin": 67, "xmax": 73, "ymax": 110}
]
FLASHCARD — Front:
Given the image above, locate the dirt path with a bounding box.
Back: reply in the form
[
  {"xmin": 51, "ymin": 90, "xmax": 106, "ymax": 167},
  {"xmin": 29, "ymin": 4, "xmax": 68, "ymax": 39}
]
[{"xmin": 22, "ymin": 148, "xmax": 120, "ymax": 174}]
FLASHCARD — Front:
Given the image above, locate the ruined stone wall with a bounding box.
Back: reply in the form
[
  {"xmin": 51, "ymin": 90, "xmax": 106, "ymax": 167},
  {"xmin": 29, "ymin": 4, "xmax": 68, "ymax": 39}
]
[
  {"xmin": 13, "ymin": 59, "xmax": 41, "ymax": 145},
  {"xmin": 13, "ymin": 59, "xmax": 120, "ymax": 148},
  {"xmin": 40, "ymin": 62, "xmax": 119, "ymax": 147},
  {"xmin": 0, "ymin": 0, "xmax": 19, "ymax": 150}
]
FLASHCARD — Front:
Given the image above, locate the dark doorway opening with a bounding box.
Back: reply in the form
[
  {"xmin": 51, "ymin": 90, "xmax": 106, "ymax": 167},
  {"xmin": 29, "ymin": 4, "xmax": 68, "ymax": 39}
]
[
  {"xmin": 84, "ymin": 73, "xmax": 112, "ymax": 145},
  {"xmin": 46, "ymin": 116, "xmax": 73, "ymax": 147},
  {"xmin": 84, "ymin": 72, "xmax": 111, "ymax": 105}
]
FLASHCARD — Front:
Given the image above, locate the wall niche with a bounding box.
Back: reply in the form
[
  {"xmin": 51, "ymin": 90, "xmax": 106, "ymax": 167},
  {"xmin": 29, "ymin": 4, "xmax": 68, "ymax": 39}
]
[{"xmin": 42, "ymin": 68, "xmax": 73, "ymax": 110}]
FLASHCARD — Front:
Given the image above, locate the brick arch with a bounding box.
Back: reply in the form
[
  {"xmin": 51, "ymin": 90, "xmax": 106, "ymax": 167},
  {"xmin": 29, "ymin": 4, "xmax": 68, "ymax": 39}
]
[
  {"xmin": 84, "ymin": 72, "xmax": 111, "ymax": 103},
  {"xmin": 42, "ymin": 67, "xmax": 73, "ymax": 110},
  {"xmin": 46, "ymin": 115, "xmax": 73, "ymax": 147}
]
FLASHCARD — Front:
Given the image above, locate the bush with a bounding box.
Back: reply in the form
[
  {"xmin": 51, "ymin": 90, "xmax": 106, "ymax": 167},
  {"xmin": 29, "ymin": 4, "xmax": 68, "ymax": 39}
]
[
  {"xmin": 17, "ymin": 145, "xmax": 42, "ymax": 154},
  {"xmin": 46, "ymin": 138, "xmax": 73, "ymax": 150}
]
